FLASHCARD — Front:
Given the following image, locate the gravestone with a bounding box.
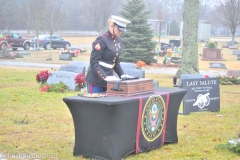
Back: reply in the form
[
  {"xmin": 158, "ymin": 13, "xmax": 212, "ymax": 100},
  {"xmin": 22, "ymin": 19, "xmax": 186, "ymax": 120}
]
[
  {"xmin": 180, "ymin": 78, "xmax": 220, "ymax": 115},
  {"xmin": 160, "ymin": 42, "xmax": 169, "ymax": 50},
  {"xmin": 59, "ymin": 54, "xmax": 72, "ymax": 61},
  {"xmin": 232, "ymin": 51, "xmax": 240, "ymax": 60},
  {"xmin": 175, "ymin": 74, "xmax": 205, "ymax": 88},
  {"xmin": 123, "ymin": 69, "xmax": 145, "ymax": 78},
  {"xmin": 69, "ymin": 61, "xmax": 90, "ymax": 72},
  {"xmin": 232, "ymin": 51, "xmax": 240, "ymax": 55},
  {"xmin": 229, "ymin": 46, "xmax": 238, "ymax": 49},
  {"xmin": 226, "ymin": 70, "xmax": 240, "ymax": 78},
  {"xmin": 171, "ymin": 57, "xmax": 181, "ymax": 64},
  {"xmin": 202, "ymin": 48, "xmax": 223, "ymax": 61},
  {"xmin": 120, "ymin": 62, "xmax": 137, "ymax": 69},
  {"xmin": 222, "ymin": 44, "xmax": 229, "ymax": 48},
  {"xmin": 59, "ymin": 64, "xmax": 85, "ymax": 75},
  {"xmin": 209, "ymin": 62, "xmax": 227, "ymax": 69},
  {"xmin": 169, "ymin": 40, "xmax": 181, "ymax": 47},
  {"xmin": 47, "ymin": 71, "xmax": 78, "ymax": 90},
  {"xmin": 16, "ymin": 51, "xmax": 30, "ymax": 55}
]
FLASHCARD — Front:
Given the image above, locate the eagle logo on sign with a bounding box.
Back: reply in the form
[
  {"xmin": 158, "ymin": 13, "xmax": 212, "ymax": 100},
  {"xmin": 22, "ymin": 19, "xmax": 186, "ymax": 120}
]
[{"xmin": 141, "ymin": 95, "xmax": 166, "ymax": 142}]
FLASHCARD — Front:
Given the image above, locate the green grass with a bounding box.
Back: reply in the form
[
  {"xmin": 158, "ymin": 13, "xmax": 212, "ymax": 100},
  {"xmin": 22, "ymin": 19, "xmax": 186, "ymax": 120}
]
[{"xmin": 0, "ymin": 68, "xmax": 239, "ymax": 160}]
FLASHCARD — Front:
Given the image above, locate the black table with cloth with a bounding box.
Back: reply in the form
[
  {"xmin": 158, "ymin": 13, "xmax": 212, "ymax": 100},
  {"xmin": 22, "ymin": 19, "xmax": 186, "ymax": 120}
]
[{"xmin": 63, "ymin": 87, "xmax": 187, "ymax": 160}]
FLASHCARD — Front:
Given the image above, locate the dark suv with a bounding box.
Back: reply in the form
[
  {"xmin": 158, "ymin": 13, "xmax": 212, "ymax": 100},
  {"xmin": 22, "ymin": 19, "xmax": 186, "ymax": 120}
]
[{"xmin": 0, "ymin": 31, "xmax": 31, "ymax": 50}]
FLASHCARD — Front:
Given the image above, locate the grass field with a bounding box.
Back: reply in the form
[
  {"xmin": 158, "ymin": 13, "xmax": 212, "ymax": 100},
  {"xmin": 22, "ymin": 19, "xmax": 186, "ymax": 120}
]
[{"xmin": 0, "ymin": 36, "xmax": 240, "ymax": 160}]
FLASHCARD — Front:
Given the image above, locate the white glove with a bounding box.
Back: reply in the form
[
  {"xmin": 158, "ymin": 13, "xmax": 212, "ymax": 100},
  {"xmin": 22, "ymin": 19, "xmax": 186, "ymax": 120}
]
[
  {"xmin": 121, "ymin": 74, "xmax": 134, "ymax": 79},
  {"xmin": 104, "ymin": 76, "xmax": 120, "ymax": 81}
]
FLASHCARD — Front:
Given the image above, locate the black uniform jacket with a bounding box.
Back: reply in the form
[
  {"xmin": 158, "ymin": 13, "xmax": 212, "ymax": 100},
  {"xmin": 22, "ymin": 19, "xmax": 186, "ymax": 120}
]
[{"xmin": 85, "ymin": 30, "xmax": 125, "ymax": 87}]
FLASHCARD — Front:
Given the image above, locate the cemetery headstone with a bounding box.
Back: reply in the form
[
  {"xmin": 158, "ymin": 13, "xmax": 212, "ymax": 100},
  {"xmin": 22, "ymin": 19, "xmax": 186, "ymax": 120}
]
[
  {"xmin": 180, "ymin": 77, "xmax": 220, "ymax": 115},
  {"xmin": 69, "ymin": 61, "xmax": 89, "ymax": 70},
  {"xmin": 160, "ymin": 42, "xmax": 169, "ymax": 50},
  {"xmin": 16, "ymin": 51, "xmax": 30, "ymax": 55},
  {"xmin": 120, "ymin": 62, "xmax": 137, "ymax": 69},
  {"xmin": 232, "ymin": 51, "xmax": 240, "ymax": 55},
  {"xmin": 222, "ymin": 44, "xmax": 229, "ymax": 48},
  {"xmin": 202, "ymin": 48, "xmax": 223, "ymax": 61},
  {"xmin": 59, "ymin": 54, "xmax": 72, "ymax": 61},
  {"xmin": 175, "ymin": 74, "xmax": 205, "ymax": 88},
  {"xmin": 47, "ymin": 71, "xmax": 78, "ymax": 90},
  {"xmin": 123, "ymin": 69, "xmax": 145, "ymax": 78},
  {"xmin": 169, "ymin": 40, "xmax": 181, "ymax": 47},
  {"xmin": 229, "ymin": 46, "xmax": 238, "ymax": 49},
  {"xmin": 171, "ymin": 57, "xmax": 181, "ymax": 64},
  {"xmin": 209, "ymin": 62, "xmax": 227, "ymax": 69},
  {"xmin": 59, "ymin": 64, "xmax": 85, "ymax": 75},
  {"xmin": 232, "ymin": 51, "xmax": 240, "ymax": 60}
]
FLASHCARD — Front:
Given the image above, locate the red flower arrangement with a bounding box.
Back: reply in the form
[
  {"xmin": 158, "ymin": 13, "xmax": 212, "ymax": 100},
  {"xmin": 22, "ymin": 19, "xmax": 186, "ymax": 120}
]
[
  {"xmin": 74, "ymin": 73, "xmax": 86, "ymax": 91},
  {"xmin": 136, "ymin": 60, "xmax": 146, "ymax": 68},
  {"xmin": 40, "ymin": 85, "xmax": 52, "ymax": 92},
  {"xmin": 36, "ymin": 70, "xmax": 51, "ymax": 84}
]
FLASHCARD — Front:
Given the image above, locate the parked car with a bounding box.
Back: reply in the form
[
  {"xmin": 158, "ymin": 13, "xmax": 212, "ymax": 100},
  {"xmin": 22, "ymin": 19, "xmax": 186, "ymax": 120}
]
[
  {"xmin": 31, "ymin": 35, "xmax": 71, "ymax": 50},
  {"xmin": 0, "ymin": 31, "xmax": 31, "ymax": 50}
]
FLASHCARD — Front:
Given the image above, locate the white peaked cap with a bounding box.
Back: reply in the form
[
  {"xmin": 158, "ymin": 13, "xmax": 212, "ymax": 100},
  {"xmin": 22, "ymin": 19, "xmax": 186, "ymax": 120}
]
[{"xmin": 110, "ymin": 15, "xmax": 131, "ymax": 28}]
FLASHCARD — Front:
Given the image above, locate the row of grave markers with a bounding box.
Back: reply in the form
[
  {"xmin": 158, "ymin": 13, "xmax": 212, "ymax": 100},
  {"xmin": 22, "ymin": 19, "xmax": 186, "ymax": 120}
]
[{"xmin": 47, "ymin": 61, "xmax": 89, "ymax": 90}]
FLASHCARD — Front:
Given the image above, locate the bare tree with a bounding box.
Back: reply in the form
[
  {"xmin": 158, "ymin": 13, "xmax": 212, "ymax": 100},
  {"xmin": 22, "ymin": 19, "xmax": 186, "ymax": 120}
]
[
  {"xmin": 28, "ymin": 0, "xmax": 48, "ymax": 49},
  {"xmin": 213, "ymin": 0, "xmax": 240, "ymax": 43},
  {"xmin": 78, "ymin": 0, "xmax": 122, "ymax": 34},
  {"xmin": 154, "ymin": 1, "xmax": 169, "ymax": 46},
  {"xmin": 0, "ymin": 0, "xmax": 18, "ymax": 30},
  {"xmin": 161, "ymin": 0, "xmax": 184, "ymax": 24},
  {"xmin": 176, "ymin": 0, "xmax": 199, "ymax": 77},
  {"xmin": 43, "ymin": 0, "xmax": 67, "ymax": 60},
  {"xmin": 144, "ymin": 0, "xmax": 159, "ymax": 18},
  {"xmin": 199, "ymin": 0, "xmax": 217, "ymax": 20}
]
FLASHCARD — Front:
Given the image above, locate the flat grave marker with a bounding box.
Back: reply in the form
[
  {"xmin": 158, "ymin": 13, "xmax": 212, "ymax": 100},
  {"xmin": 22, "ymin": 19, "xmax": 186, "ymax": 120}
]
[
  {"xmin": 209, "ymin": 62, "xmax": 227, "ymax": 69},
  {"xmin": 232, "ymin": 51, "xmax": 240, "ymax": 55},
  {"xmin": 229, "ymin": 46, "xmax": 238, "ymax": 49}
]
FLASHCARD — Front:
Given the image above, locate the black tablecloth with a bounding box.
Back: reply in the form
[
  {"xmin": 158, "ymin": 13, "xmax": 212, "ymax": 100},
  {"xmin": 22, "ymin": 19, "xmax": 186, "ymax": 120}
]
[{"xmin": 63, "ymin": 87, "xmax": 187, "ymax": 160}]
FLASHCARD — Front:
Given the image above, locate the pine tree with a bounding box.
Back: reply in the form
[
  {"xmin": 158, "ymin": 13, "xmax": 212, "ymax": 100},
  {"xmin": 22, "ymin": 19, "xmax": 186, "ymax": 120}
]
[{"xmin": 120, "ymin": 0, "xmax": 157, "ymax": 65}]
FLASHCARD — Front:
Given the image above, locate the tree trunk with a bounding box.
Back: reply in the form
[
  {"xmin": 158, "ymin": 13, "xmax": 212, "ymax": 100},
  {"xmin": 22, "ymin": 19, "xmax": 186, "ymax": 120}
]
[{"xmin": 176, "ymin": 0, "xmax": 199, "ymax": 78}]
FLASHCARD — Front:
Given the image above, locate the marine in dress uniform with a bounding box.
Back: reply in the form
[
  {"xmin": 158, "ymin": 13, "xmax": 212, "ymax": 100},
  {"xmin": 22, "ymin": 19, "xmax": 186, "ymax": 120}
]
[{"xmin": 85, "ymin": 15, "xmax": 131, "ymax": 93}]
